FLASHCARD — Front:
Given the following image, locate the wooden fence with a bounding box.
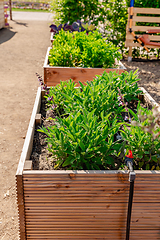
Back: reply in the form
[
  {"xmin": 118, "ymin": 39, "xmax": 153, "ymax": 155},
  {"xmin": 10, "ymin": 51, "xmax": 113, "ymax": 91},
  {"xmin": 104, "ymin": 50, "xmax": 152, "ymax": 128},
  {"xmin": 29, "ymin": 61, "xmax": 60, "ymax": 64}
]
[{"xmin": 125, "ymin": 7, "xmax": 160, "ymax": 60}]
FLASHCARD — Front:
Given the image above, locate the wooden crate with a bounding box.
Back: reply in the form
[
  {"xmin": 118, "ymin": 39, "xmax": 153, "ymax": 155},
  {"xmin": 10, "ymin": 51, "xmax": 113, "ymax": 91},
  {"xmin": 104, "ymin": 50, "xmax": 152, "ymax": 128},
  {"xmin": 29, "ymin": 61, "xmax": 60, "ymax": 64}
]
[
  {"xmin": 43, "ymin": 47, "xmax": 126, "ymax": 87},
  {"xmin": 0, "ymin": 0, "xmax": 4, "ymax": 29},
  {"xmin": 125, "ymin": 7, "xmax": 160, "ymax": 60},
  {"xmin": 16, "ymin": 87, "xmax": 160, "ymax": 240}
]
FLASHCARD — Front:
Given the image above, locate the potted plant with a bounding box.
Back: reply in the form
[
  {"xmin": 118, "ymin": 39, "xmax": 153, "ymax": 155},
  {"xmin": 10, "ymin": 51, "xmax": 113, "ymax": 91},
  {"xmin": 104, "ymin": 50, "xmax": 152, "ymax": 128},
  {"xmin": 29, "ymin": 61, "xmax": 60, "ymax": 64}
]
[
  {"xmin": 44, "ymin": 30, "xmax": 126, "ymax": 86},
  {"xmin": 16, "ymin": 71, "xmax": 160, "ymax": 240}
]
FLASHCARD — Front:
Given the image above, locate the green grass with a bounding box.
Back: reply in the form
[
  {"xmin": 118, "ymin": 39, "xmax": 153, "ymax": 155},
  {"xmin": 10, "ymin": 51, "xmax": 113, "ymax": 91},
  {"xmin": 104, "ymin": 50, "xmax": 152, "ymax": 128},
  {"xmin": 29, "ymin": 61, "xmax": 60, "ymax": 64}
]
[{"xmin": 12, "ymin": 8, "xmax": 50, "ymax": 12}]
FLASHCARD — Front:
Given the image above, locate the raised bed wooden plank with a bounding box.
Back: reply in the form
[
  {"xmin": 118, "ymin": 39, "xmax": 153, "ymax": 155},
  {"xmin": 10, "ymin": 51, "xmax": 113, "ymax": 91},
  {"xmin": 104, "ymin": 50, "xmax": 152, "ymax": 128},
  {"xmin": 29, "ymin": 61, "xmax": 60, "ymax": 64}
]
[
  {"xmin": 16, "ymin": 87, "xmax": 41, "ymax": 176},
  {"xmin": 16, "ymin": 174, "xmax": 26, "ymax": 240},
  {"xmin": 16, "ymin": 87, "xmax": 160, "ymax": 240},
  {"xmin": 43, "ymin": 47, "xmax": 126, "ymax": 87}
]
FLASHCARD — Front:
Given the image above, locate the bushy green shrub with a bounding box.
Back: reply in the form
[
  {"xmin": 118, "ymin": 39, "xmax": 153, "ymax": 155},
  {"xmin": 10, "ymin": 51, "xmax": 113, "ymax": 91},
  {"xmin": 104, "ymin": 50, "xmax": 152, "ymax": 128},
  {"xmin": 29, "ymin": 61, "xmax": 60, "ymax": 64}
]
[
  {"xmin": 40, "ymin": 71, "xmax": 160, "ymax": 170},
  {"xmin": 38, "ymin": 70, "xmax": 160, "ymax": 171},
  {"xmin": 121, "ymin": 103, "xmax": 160, "ymax": 171},
  {"xmin": 41, "ymin": 110, "xmax": 123, "ymax": 170},
  {"xmin": 49, "ymin": 30, "xmax": 121, "ymax": 68},
  {"xmin": 51, "ymin": 0, "xmax": 106, "ymax": 26},
  {"xmin": 103, "ymin": 0, "xmax": 128, "ymax": 55},
  {"xmin": 51, "ymin": 0, "xmax": 160, "ymax": 58},
  {"xmin": 51, "ymin": 0, "xmax": 128, "ymax": 54}
]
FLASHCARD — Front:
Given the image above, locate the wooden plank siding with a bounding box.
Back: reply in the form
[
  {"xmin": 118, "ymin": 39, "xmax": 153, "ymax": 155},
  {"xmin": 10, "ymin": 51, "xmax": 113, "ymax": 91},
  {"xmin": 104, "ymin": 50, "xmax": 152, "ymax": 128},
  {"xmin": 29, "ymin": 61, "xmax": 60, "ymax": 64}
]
[
  {"xmin": 43, "ymin": 48, "xmax": 126, "ymax": 87},
  {"xmin": 125, "ymin": 7, "xmax": 160, "ymax": 58},
  {"xmin": 16, "ymin": 87, "xmax": 160, "ymax": 239},
  {"xmin": 16, "ymin": 87, "xmax": 42, "ymax": 240},
  {"xmin": 22, "ymin": 171, "xmax": 160, "ymax": 240}
]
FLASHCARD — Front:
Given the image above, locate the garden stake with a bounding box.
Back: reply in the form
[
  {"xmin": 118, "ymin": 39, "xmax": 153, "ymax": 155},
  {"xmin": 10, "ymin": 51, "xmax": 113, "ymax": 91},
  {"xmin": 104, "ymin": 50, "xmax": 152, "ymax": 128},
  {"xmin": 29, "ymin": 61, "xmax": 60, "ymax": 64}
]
[{"xmin": 125, "ymin": 150, "xmax": 136, "ymax": 240}]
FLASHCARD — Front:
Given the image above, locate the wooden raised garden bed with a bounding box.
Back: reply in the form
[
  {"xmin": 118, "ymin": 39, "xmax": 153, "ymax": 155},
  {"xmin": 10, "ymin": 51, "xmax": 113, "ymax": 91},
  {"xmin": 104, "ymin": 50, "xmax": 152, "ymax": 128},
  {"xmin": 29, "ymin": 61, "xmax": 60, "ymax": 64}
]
[
  {"xmin": 50, "ymin": 32, "xmax": 54, "ymax": 43},
  {"xmin": 16, "ymin": 86, "xmax": 160, "ymax": 240},
  {"xmin": 43, "ymin": 47, "xmax": 126, "ymax": 87}
]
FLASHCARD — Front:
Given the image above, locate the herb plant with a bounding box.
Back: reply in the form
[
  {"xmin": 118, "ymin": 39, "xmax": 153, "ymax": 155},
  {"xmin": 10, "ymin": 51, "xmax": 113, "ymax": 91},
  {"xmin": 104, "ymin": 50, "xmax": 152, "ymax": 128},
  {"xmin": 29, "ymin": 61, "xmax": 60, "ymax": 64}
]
[
  {"xmin": 40, "ymin": 110, "xmax": 123, "ymax": 170},
  {"xmin": 49, "ymin": 30, "xmax": 121, "ymax": 68},
  {"xmin": 37, "ymin": 70, "xmax": 160, "ymax": 171},
  {"xmin": 121, "ymin": 103, "xmax": 160, "ymax": 170},
  {"xmin": 45, "ymin": 70, "xmax": 142, "ymax": 119}
]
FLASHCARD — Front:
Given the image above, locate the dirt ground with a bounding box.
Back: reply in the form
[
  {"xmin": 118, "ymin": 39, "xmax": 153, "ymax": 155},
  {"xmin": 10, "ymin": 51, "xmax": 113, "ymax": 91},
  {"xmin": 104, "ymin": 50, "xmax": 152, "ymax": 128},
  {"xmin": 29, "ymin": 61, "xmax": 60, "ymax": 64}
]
[
  {"xmin": 122, "ymin": 59, "xmax": 160, "ymax": 105},
  {"xmin": 0, "ymin": 18, "xmax": 160, "ymax": 240},
  {"xmin": 0, "ymin": 19, "xmax": 51, "ymax": 239}
]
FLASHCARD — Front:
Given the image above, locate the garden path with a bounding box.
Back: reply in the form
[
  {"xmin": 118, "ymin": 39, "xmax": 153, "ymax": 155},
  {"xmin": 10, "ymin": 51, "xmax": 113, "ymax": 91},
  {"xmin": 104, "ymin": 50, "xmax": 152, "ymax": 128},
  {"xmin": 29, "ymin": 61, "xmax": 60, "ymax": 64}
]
[{"xmin": 0, "ymin": 15, "xmax": 52, "ymax": 239}]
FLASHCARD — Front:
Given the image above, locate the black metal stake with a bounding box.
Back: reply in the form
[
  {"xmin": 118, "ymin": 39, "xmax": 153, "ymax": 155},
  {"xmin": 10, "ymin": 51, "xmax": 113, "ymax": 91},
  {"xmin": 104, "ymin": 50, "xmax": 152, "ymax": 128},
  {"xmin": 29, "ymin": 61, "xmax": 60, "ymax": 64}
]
[
  {"xmin": 125, "ymin": 159, "xmax": 136, "ymax": 240},
  {"xmin": 126, "ymin": 177, "xmax": 134, "ymax": 240}
]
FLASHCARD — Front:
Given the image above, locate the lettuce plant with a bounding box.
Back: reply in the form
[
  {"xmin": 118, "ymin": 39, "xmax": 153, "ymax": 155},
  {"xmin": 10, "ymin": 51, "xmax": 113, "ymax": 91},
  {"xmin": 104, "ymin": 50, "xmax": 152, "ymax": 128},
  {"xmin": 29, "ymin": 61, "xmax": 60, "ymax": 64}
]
[{"xmin": 48, "ymin": 30, "xmax": 121, "ymax": 68}]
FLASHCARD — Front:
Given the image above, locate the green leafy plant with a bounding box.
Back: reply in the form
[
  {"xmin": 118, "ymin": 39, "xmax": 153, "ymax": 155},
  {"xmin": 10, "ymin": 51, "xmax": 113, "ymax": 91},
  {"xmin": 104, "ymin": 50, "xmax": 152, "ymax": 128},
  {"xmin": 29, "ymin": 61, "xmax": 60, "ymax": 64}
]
[
  {"xmin": 133, "ymin": 0, "xmax": 160, "ymax": 8},
  {"xmin": 61, "ymin": 70, "xmax": 142, "ymax": 120},
  {"xmin": 103, "ymin": 0, "xmax": 128, "ymax": 55},
  {"xmin": 45, "ymin": 70, "xmax": 142, "ymax": 120},
  {"xmin": 121, "ymin": 103, "xmax": 160, "ymax": 170},
  {"xmin": 40, "ymin": 109, "xmax": 123, "ymax": 170},
  {"xmin": 45, "ymin": 79, "xmax": 79, "ymax": 115},
  {"xmin": 49, "ymin": 30, "xmax": 121, "ymax": 68},
  {"xmin": 37, "ymin": 69, "xmax": 160, "ymax": 171},
  {"xmin": 51, "ymin": 0, "xmax": 106, "ymax": 26}
]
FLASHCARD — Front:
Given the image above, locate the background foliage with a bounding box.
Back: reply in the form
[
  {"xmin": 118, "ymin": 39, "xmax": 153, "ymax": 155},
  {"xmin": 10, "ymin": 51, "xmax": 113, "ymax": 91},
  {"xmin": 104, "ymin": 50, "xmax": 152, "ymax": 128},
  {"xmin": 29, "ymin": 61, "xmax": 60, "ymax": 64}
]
[
  {"xmin": 51, "ymin": 0, "xmax": 106, "ymax": 25},
  {"xmin": 51, "ymin": 0, "xmax": 160, "ymax": 57},
  {"xmin": 49, "ymin": 30, "xmax": 121, "ymax": 68},
  {"xmin": 133, "ymin": 0, "xmax": 160, "ymax": 8}
]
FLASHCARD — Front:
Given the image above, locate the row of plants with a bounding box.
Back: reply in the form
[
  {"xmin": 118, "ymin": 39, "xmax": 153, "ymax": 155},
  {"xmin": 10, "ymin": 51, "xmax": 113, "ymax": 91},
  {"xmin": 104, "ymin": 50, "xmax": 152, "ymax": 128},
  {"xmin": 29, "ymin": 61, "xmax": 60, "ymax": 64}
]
[
  {"xmin": 49, "ymin": 29, "xmax": 121, "ymax": 68},
  {"xmin": 50, "ymin": 20, "xmax": 95, "ymax": 34},
  {"xmin": 50, "ymin": 0, "xmax": 160, "ymax": 58},
  {"xmin": 38, "ymin": 70, "xmax": 160, "ymax": 171}
]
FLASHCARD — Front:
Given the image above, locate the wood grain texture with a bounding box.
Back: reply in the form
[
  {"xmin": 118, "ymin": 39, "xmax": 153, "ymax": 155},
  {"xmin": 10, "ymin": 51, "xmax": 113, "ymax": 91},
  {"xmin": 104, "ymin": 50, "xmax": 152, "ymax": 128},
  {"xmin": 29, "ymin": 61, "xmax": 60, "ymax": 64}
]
[
  {"xmin": 22, "ymin": 172, "xmax": 160, "ymax": 239},
  {"xmin": 16, "ymin": 87, "xmax": 160, "ymax": 239},
  {"xmin": 16, "ymin": 87, "xmax": 41, "ymax": 176},
  {"xmin": 16, "ymin": 174, "xmax": 26, "ymax": 240},
  {"xmin": 43, "ymin": 48, "xmax": 126, "ymax": 87}
]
